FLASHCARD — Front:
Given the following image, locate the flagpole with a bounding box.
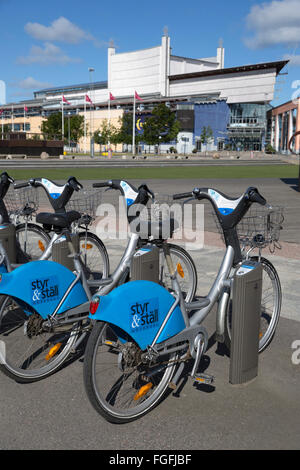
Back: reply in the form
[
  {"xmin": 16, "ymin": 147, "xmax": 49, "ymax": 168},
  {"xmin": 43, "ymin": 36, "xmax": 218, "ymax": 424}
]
[
  {"xmin": 132, "ymin": 92, "xmax": 136, "ymax": 156},
  {"xmin": 108, "ymin": 95, "xmax": 111, "ymax": 151},
  {"xmin": 61, "ymin": 98, "xmax": 64, "ymax": 142},
  {"xmin": 11, "ymin": 105, "xmax": 14, "ymax": 132},
  {"xmin": 84, "ymin": 99, "xmax": 87, "ymax": 154}
]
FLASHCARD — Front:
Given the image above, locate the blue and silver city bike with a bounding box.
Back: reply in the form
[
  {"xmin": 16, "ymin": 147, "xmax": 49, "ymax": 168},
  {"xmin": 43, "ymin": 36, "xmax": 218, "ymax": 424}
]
[
  {"xmin": 0, "ymin": 180, "xmax": 196, "ymax": 383},
  {"xmin": 83, "ymin": 185, "xmax": 282, "ymax": 423}
]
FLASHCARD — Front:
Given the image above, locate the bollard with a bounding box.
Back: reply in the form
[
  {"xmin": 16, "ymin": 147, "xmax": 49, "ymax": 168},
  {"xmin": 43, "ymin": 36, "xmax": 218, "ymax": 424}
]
[
  {"xmin": 130, "ymin": 245, "xmax": 159, "ymax": 283},
  {"xmin": 229, "ymin": 260, "xmax": 262, "ymax": 385}
]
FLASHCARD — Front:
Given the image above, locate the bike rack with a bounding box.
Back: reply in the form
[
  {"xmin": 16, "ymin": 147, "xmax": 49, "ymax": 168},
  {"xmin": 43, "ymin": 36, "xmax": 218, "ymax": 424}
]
[{"xmin": 229, "ymin": 260, "xmax": 262, "ymax": 385}]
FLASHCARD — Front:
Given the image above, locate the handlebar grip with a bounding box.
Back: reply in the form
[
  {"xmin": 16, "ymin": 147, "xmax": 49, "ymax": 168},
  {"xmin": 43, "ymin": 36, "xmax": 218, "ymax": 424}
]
[
  {"xmin": 173, "ymin": 192, "xmax": 193, "ymax": 200},
  {"xmin": 248, "ymin": 188, "xmax": 266, "ymax": 206},
  {"xmin": 93, "ymin": 182, "xmax": 111, "ymax": 188},
  {"xmin": 14, "ymin": 182, "xmax": 30, "ymax": 189},
  {"xmin": 67, "ymin": 177, "xmax": 82, "ymax": 191}
]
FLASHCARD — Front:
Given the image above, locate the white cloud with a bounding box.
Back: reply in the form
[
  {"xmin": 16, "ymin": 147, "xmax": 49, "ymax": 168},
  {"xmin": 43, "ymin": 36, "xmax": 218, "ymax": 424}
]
[
  {"xmin": 17, "ymin": 77, "xmax": 52, "ymax": 90},
  {"xmin": 283, "ymin": 53, "xmax": 300, "ymax": 65},
  {"xmin": 245, "ymin": 0, "xmax": 300, "ymax": 49},
  {"xmin": 17, "ymin": 42, "xmax": 81, "ymax": 65},
  {"xmin": 24, "ymin": 16, "xmax": 101, "ymax": 47}
]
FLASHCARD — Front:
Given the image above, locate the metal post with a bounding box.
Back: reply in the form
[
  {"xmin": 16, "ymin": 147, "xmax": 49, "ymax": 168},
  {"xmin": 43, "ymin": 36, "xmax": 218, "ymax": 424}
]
[
  {"xmin": 89, "ymin": 67, "xmax": 95, "ymax": 158},
  {"xmin": 132, "ymin": 93, "xmax": 136, "ymax": 157}
]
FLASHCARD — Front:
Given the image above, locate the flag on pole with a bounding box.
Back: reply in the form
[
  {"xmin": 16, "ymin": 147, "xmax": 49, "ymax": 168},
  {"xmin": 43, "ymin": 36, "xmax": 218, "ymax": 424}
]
[
  {"xmin": 109, "ymin": 92, "xmax": 116, "ymax": 101},
  {"xmin": 24, "ymin": 106, "xmax": 28, "ymax": 112},
  {"xmin": 62, "ymin": 95, "xmax": 70, "ymax": 104},
  {"xmin": 0, "ymin": 109, "xmax": 3, "ymax": 115},
  {"xmin": 85, "ymin": 94, "xmax": 93, "ymax": 105},
  {"xmin": 135, "ymin": 91, "xmax": 143, "ymax": 101}
]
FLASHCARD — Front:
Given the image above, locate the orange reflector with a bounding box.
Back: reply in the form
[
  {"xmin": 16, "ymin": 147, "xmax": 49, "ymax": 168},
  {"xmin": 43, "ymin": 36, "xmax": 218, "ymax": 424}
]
[
  {"xmin": 177, "ymin": 263, "xmax": 185, "ymax": 278},
  {"xmin": 259, "ymin": 331, "xmax": 263, "ymax": 339},
  {"xmin": 133, "ymin": 382, "xmax": 153, "ymax": 401},
  {"xmin": 81, "ymin": 243, "xmax": 93, "ymax": 250},
  {"xmin": 38, "ymin": 240, "xmax": 45, "ymax": 252},
  {"xmin": 45, "ymin": 343, "xmax": 62, "ymax": 361}
]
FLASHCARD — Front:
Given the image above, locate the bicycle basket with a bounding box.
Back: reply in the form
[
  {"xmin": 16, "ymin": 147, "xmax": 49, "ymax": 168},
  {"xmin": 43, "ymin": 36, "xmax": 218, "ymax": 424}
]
[
  {"xmin": 213, "ymin": 205, "xmax": 284, "ymax": 250},
  {"xmin": 5, "ymin": 186, "xmax": 39, "ymax": 214},
  {"xmin": 66, "ymin": 188, "xmax": 103, "ymax": 218},
  {"xmin": 237, "ymin": 205, "xmax": 284, "ymax": 248}
]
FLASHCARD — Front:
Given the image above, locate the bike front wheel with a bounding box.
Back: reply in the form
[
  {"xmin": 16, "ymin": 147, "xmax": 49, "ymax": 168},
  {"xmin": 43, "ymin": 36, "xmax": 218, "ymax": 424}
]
[
  {"xmin": 224, "ymin": 256, "xmax": 282, "ymax": 353},
  {"xmin": 83, "ymin": 321, "xmax": 178, "ymax": 423},
  {"xmin": 0, "ymin": 295, "xmax": 81, "ymax": 383}
]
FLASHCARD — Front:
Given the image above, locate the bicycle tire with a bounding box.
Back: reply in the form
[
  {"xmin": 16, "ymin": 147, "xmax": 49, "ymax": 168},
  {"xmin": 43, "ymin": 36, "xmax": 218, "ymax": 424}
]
[
  {"xmin": 83, "ymin": 321, "xmax": 178, "ymax": 423},
  {"xmin": 78, "ymin": 231, "xmax": 110, "ymax": 282},
  {"xmin": 158, "ymin": 244, "xmax": 197, "ymax": 303},
  {"xmin": 15, "ymin": 223, "xmax": 51, "ymax": 262},
  {"xmin": 0, "ymin": 295, "xmax": 81, "ymax": 383},
  {"xmin": 224, "ymin": 256, "xmax": 281, "ymax": 353}
]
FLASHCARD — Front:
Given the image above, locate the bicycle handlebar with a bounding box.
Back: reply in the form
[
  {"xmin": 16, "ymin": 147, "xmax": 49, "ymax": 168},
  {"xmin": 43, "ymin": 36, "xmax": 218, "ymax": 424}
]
[
  {"xmin": 13, "ymin": 176, "xmax": 83, "ymax": 212},
  {"xmin": 173, "ymin": 192, "xmax": 194, "ymax": 200},
  {"xmin": 14, "ymin": 182, "xmax": 31, "ymax": 190}
]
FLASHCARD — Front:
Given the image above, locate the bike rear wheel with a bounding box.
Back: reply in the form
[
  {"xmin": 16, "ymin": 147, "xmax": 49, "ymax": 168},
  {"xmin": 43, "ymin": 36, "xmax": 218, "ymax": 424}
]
[
  {"xmin": 158, "ymin": 244, "xmax": 197, "ymax": 303},
  {"xmin": 0, "ymin": 295, "xmax": 81, "ymax": 382},
  {"xmin": 15, "ymin": 223, "xmax": 50, "ymax": 262},
  {"xmin": 83, "ymin": 321, "xmax": 178, "ymax": 423},
  {"xmin": 224, "ymin": 256, "xmax": 281, "ymax": 353},
  {"xmin": 78, "ymin": 232, "xmax": 110, "ymax": 283}
]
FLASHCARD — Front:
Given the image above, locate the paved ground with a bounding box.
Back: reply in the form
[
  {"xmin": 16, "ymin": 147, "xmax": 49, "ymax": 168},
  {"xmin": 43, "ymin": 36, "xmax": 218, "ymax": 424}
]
[{"xmin": 0, "ymin": 176, "xmax": 299, "ymax": 450}]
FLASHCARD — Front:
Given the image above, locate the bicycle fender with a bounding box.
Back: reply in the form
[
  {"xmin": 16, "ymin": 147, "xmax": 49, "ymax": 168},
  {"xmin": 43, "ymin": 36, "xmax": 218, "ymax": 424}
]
[
  {"xmin": 0, "ymin": 260, "xmax": 88, "ymax": 319},
  {"xmin": 90, "ymin": 280, "xmax": 186, "ymax": 351}
]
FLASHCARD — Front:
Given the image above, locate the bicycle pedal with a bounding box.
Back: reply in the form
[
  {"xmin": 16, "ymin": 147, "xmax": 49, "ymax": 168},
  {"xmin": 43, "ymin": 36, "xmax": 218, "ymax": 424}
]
[{"xmin": 193, "ymin": 373, "xmax": 214, "ymax": 385}]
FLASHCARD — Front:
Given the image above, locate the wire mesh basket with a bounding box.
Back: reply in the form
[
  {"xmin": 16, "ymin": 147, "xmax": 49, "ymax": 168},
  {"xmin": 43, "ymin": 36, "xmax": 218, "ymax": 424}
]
[
  {"xmin": 5, "ymin": 186, "xmax": 39, "ymax": 214},
  {"xmin": 213, "ymin": 205, "xmax": 284, "ymax": 252},
  {"xmin": 66, "ymin": 188, "xmax": 103, "ymax": 218},
  {"xmin": 237, "ymin": 205, "xmax": 284, "ymax": 249}
]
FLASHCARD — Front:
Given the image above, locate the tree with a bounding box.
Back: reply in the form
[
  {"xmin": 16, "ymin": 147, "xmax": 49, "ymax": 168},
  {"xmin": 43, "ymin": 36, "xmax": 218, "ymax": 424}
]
[
  {"xmin": 200, "ymin": 126, "xmax": 214, "ymax": 145},
  {"xmin": 41, "ymin": 112, "xmax": 84, "ymax": 143},
  {"xmin": 94, "ymin": 119, "xmax": 119, "ymax": 149},
  {"xmin": 142, "ymin": 103, "xmax": 180, "ymax": 146},
  {"xmin": 115, "ymin": 112, "xmax": 142, "ymax": 146}
]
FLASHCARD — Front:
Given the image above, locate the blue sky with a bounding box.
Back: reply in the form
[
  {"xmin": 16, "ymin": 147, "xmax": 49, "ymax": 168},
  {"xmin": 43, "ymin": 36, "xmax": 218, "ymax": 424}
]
[{"xmin": 1, "ymin": 0, "xmax": 300, "ymax": 106}]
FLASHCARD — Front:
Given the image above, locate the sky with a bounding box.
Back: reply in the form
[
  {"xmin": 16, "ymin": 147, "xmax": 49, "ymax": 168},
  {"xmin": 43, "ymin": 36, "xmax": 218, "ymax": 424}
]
[{"xmin": 1, "ymin": 0, "xmax": 300, "ymax": 107}]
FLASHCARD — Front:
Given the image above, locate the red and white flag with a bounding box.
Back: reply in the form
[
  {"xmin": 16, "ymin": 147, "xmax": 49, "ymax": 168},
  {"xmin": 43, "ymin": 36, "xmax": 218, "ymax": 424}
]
[
  {"xmin": 24, "ymin": 106, "xmax": 28, "ymax": 112},
  {"xmin": 85, "ymin": 94, "xmax": 93, "ymax": 105},
  {"xmin": 62, "ymin": 95, "xmax": 70, "ymax": 104},
  {"xmin": 109, "ymin": 92, "xmax": 116, "ymax": 101},
  {"xmin": 135, "ymin": 91, "xmax": 143, "ymax": 101}
]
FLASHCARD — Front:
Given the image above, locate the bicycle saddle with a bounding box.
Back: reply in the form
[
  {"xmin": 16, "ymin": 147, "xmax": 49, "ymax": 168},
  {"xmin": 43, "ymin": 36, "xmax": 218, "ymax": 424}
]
[
  {"xmin": 36, "ymin": 210, "xmax": 81, "ymax": 230},
  {"xmin": 133, "ymin": 217, "xmax": 179, "ymax": 240}
]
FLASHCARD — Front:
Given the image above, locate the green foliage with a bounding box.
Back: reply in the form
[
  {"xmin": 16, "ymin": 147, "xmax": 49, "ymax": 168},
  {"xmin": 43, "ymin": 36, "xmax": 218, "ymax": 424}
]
[
  {"xmin": 93, "ymin": 119, "xmax": 119, "ymax": 146},
  {"xmin": 41, "ymin": 112, "xmax": 84, "ymax": 143},
  {"xmin": 142, "ymin": 104, "xmax": 180, "ymax": 146},
  {"xmin": 200, "ymin": 126, "xmax": 213, "ymax": 144}
]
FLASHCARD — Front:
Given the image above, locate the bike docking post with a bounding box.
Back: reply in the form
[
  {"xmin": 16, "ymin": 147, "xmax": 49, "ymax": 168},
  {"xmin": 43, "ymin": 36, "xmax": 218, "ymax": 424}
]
[
  {"xmin": 130, "ymin": 244, "xmax": 159, "ymax": 282},
  {"xmin": 229, "ymin": 260, "xmax": 262, "ymax": 385}
]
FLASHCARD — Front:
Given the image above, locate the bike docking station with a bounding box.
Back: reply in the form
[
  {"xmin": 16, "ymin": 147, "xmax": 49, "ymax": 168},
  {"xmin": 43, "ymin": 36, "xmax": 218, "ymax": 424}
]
[
  {"xmin": 52, "ymin": 233, "xmax": 80, "ymax": 272},
  {"xmin": 229, "ymin": 260, "xmax": 262, "ymax": 385},
  {"xmin": 130, "ymin": 244, "xmax": 159, "ymax": 282}
]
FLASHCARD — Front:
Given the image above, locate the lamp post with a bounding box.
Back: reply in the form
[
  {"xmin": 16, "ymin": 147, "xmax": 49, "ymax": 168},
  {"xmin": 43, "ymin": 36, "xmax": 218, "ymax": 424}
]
[
  {"xmin": 89, "ymin": 67, "xmax": 95, "ymax": 158},
  {"xmin": 68, "ymin": 112, "xmax": 71, "ymax": 149}
]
